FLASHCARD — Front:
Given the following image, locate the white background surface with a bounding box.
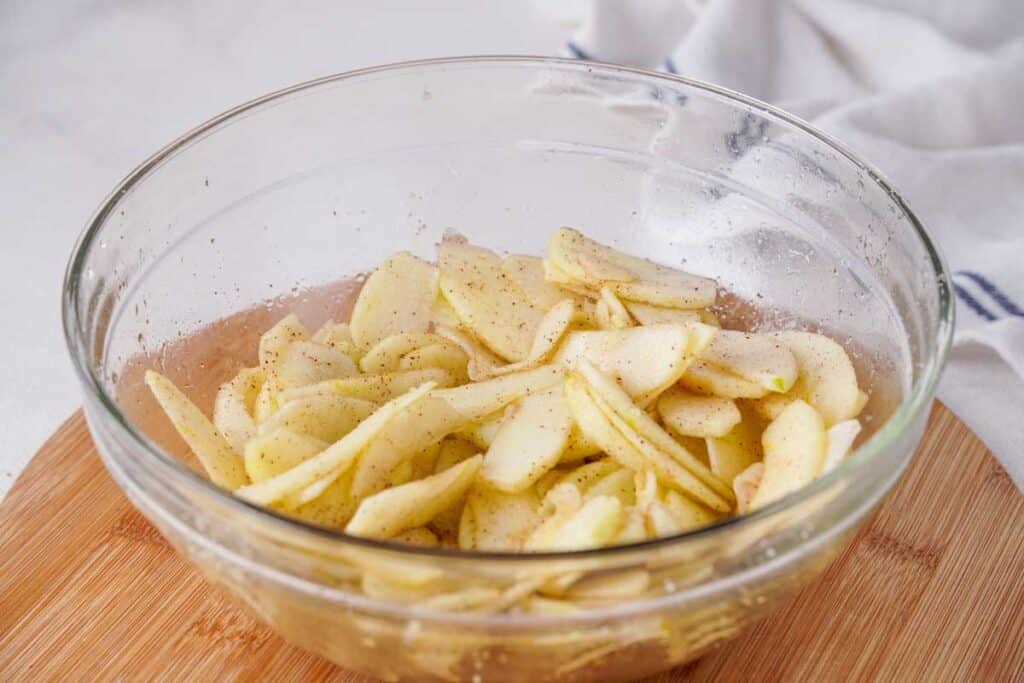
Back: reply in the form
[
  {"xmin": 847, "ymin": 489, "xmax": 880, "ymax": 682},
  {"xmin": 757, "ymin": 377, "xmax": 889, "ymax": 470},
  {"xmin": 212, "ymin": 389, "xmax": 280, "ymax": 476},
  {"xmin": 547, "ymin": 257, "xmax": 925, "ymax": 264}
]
[{"xmin": 0, "ymin": 1, "xmax": 569, "ymax": 500}]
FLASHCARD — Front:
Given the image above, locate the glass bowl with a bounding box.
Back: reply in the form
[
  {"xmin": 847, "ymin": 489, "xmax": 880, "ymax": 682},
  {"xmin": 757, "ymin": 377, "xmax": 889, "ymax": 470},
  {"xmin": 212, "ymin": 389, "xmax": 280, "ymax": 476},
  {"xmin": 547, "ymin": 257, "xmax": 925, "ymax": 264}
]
[{"xmin": 63, "ymin": 57, "xmax": 951, "ymax": 682}]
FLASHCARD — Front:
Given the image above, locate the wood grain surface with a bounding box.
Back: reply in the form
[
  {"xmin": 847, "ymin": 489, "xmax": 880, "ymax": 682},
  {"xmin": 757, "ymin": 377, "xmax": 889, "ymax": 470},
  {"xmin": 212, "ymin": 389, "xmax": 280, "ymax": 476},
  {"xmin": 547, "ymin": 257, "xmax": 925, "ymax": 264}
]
[{"xmin": 1, "ymin": 402, "xmax": 1022, "ymax": 682}]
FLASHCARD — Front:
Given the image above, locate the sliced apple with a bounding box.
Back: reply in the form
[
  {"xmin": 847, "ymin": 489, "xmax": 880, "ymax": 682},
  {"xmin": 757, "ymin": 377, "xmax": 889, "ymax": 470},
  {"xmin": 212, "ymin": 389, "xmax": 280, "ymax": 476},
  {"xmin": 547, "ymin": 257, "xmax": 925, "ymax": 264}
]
[
  {"xmin": 548, "ymin": 227, "xmax": 717, "ymax": 309},
  {"xmin": 662, "ymin": 490, "xmax": 716, "ymax": 531},
  {"xmin": 679, "ymin": 359, "xmax": 768, "ymax": 399},
  {"xmin": 145, "ymin": 370, "xmax": 248, "ymax": 490},
  {"xmin": 289, "ymin": 469, "xmax": 358, "ymax": 528},
  {"xmin": 750, "ymin": 400, "xmax": 827, "ymax": 510},
  {"xmin": 360, "ymin": 332, "xmax": 464, "ymax": 374},
  {"xmin": 551, "ymin": 459, "xmax": 621, "ymax": 503},
  {"xmin": 312, "ymin": 321, "xmax": 362, "ymax": 362},
  {"xmin": 277, "ymin": 367, "xmax": 455, "ymax": 405},
  {"xmin": 473, "ymin": 299, "xmax": 576, "ymax": 380},
  {"xmin": 392, "ymin": 527, "xmax": 440, "ymax": 547},
  {"xmin": 576, "ymin": 360, "xmax": 734, "ymax": 504},
  {"xmin": 657, "ymin": 386, "xmax": 741, "ymax": 438},
  {"xmin": 349, "ymin": 393, "xmax": 467, "ymax": 498},
  {"xmin": 502, "ymin": 253, "xmax": 578, "ymax": 309},
  {"xmin": 772, "ymin": 331, "xmax": 862, "ymax": 425},
  {"xmin": 244, "ymin": 429, "xmax": 327, "ymax": 483},
  {"xmin": 213, "ymin": 367, "xmax": 263, "ymax": 455},
  {"xmin": 432, "ymin": 364, "xmax": 564, "ymax": 422},
  {"xmin": 584, "ymin": 468, "xmax": 637, "ymax": 506},
  {"xmin": 595, "ymin": 287, "xmax": 633, "ymax": 330},
  {"xmin": 276, "ymin": 340, "xmax": 358, "ymax": 389},
  {"xmin": 733, "ymin": 462, "xmax": 764, "ymax": 514},
  {"xmin": 456, "ymin": 411, "xmax": 504, "ymax": 450},
  {"xmin": 645, "ymin": 501, "xmax": 683, "ymax": 537},
  {"xmin": 531, "ymin": 495, "xmax": 624, "ymax": 551},
  {"xmin": 542, "ymin": 256, "xmax": 599, "ymax": 298},
  {"xmin": 458, "ymin": 501, "xmax": 477, "ymax": 549},
  {"xmin": 252, "ymin": 380, "xmax": 278, "ymax": 423},
  {"xmin": 233, "ymin": 381, "xmax": 435, "ymax": 505},
  {"xmin": 481, "ymin": 385, "xmax": 574, "ymax": 493},
  {"xmin": 346, "ymin": 455, "xmax": 483, "ymax": 538},
  {"xmin": 434, "ymin": 324, "xmax": 504, "ymax": 380},
  {"xmin": 561, "ymin": 427, "xmax": 603, "ymax": 462},
  {"xmin": 553, "ymin": 323, "xmax": 716, "ymax": 404},
  {"xmin": 701, "ymin": 330, "xmax": 798, "ymax": 393},
  {"xmin": 350, "ymin": 251, "xmax": 439, "ymax": 350},
  {"xmin": 258, "ymin": 314, "xmax": 310, "ymax": 393},
  {"xmin": 468, "ymin": 486, "xmax": 543, "ymax": 551},
  {"xmin": 398, "ymin": 343, "xmax": 470, "ymax": 383},
  {"xmin": 257, "ymin": 394, "xmax": 376, "ymax": 443},
  {"xmin": 615, "ymin": 508, "xmax": 649, "ymax": 544},
  {"xmin": 822, "ymin": 419, "xmax": 862, "ymax": 473},
  {"xmin": 438, "ymin": 240, "xmax": 545, "ymax": 362},
  {"xmin": 623, "ymin": 301, "xmax": 702, "ymax": 327},
  {"xmin": 566, "ymin": 568, "xmax": 650, "ymax": 601},
  {"xmin": 705, "ymin": 408, "xmax": 764, "ymax": 486}
]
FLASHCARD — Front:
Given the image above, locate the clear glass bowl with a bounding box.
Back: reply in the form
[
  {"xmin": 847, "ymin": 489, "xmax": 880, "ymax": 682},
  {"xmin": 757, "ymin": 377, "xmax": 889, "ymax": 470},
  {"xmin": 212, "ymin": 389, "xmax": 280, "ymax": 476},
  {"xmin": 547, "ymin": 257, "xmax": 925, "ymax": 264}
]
[{"xmin": 63, "ymin": 57, "xmax": 951, "ymax": 682}]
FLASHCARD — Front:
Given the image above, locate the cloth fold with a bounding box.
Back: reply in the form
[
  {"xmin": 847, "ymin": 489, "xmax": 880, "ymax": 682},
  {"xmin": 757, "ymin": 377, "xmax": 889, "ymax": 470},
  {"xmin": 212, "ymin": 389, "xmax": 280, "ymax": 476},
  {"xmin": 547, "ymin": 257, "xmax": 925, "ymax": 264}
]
[{"xmin": 560, "ymin": 0, "xmax": 1024, "ymax": 487}]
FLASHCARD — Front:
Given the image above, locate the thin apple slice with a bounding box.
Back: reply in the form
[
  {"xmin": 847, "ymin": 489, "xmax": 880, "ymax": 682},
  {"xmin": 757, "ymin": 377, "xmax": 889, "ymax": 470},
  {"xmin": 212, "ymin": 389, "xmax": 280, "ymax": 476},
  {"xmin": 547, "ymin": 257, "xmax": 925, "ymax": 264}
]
[
  {"xmin": 259, "ymin": 314, "xmax": 310, "ymax": 394},
  {"xmin": 615, "ymin": 507, "xmax": 649, "ymax": 544},
  {"xmin": 432, "ymin": 364, "xmax": 564, "ymax": 422},
  {"xmin": 503, "ymin": 254, "xmax": 579, "ymax": 309},
  {"xmin": 553, "ymin": 323, "xmax": 716, "ymax": 404},
  {"xmin": 360, "ymin": 332, "xmax": 464, "ymax": 374},
  {"xmin": 233, "ymin": 381, "xmax": 436, "ymax": 505},
  {"xmin": 434, "ymin": 324, "xmax": 504, "ymax": 381},
  {"xmin": 584, "ymin": 468, "xmax": 637, "ymax": 506},
  {"xmin": 576, "ymin": 360, "xmax": 734, "ymax": 503},
  {"xmin": 595, "ymin": 287, "xmax": 633, "ymax": 330},
  {"xmin": 468, "ymin": 486, "xmax": 543, "ymax": 551},
  {"xmin": 252, "ymin": 381, "xmax": 278, "ymax": 423},
  {"xmin": 346, "ymin": 455, "xmax": 483, "ymax": 538},
  {"xmin": 750, "ymin": 400, "xmax": 827, "ymax": 510},
  {"xmin": 566, "ymin": 569, "xmax": 650, "ymax": 601},
  {"xmin": 244, "ymin": 429, "xmax": 327, "ymax": 483},
  {"xmin": 392, "ymin": 527, "xmax": 440, "ymax": 547},
  {"xmin": 548, "ymin": 227, "xmax": 717, "ymax": 309},
  {"xmin": 481, "ymin": 386, "xmax": 574, "ymax": 493},
  {"xmin": 398, "ymin": 343, "xmax": 470, "ymax": 383},
  {"xmin": 772, "ymin": 330, "xmax": 862, "ymax": 425},
  {"xmin": 257, "ymin": 394, "xmax": 376, "ymax": 443},
  {"xmin": 456, "ymin": 411, "xmax": 504, "ymax": 449},
  {"xmin": 550, "ymin": 459, "xmax": 621, "ymax": 505},
  {"xmin": 705, "ymin": 408, "xmax": 764, "ymax": 486},
  {"xmin": 145, "ymin": 370, "xmax": 248, "ymax": 490},
  {"xmin": 542, "ymin": 258, "xmax": 600, "ymax": 298},
  {"xmin": 701, "ymin": 330, "xmax": 798, "ymax": 393},
  {"xmin": 679, "ymin": 359, "xmax": 769, "ymax": 399},
  {"xmin": 657, "ymin": 386, "xmax": 741, "ymax": 438},
  {"xmin": 213, "ymin": 367, "xmax": 263, "ymax": 455},
  {"xmin": 646, "ymin": 501, "xmax": 683, "ymax": 537},
  {"xmin": 733, "ymin": 462, "xmax": 765, "ymax": 515},
  {"xmin": 623, "ymin": 301, "xmax": 703, "ymax": 327},
  {"xmin": 438, "ymin": 240, "xmax": 545, "ymax": 362},
  {"xmin": 822, "ymin": 419, "xmax": 862, "ymax": 473},
  {"xmin": 561, "ymin": 427, "xmax": 603, "ymax": 462},
  {"xmin": 350, "ymin": 251, "xmax": 439, "ymax": 350},
  {"xmin": 473, "ymin": 299, "xmax": 576, "ymax": 380},
  {"xmin": 349, "ymin": 393, "xmax": 467, "ymax": 498},
  {"xmin": 531, "ymin": 495, "xmax": 624, "ymax": 551},
  {"xmin": 458, "ymin": 501, "xmax": 477, "ymax": 549},
  {"xmin": 662, "ymin": 490, "xmax": 716, "ymax": 530},
  {"xmin": 289, "ymin": 469, "xmax": 358, "ymax": 528},
  {"xmin": 276, "ymin": 340, "xmax": 358, "ymax": 389},
  {"xmin": 277, "ymin": 367, "xmax": 454, "ymax": 405}
]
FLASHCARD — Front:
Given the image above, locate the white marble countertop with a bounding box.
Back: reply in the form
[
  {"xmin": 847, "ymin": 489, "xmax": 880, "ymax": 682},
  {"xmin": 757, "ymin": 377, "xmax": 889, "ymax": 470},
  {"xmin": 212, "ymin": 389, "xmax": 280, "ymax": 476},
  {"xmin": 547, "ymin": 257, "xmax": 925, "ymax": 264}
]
[{"xmin": 0, "ymin": 1, "xmax": 570, "ymax": 500}]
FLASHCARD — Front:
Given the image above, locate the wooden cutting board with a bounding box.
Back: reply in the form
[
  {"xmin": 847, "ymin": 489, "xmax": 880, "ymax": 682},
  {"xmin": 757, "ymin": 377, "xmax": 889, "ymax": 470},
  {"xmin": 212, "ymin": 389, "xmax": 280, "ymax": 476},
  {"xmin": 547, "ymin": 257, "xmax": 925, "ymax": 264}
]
[{"xmin": 1, "ymin": 402, "xmax": 1022, "ymax": 682}]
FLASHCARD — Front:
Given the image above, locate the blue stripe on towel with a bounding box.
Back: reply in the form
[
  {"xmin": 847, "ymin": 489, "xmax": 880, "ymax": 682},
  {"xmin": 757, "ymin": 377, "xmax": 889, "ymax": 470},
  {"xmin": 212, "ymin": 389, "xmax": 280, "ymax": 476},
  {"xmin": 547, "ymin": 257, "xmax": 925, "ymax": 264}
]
[
  {"xmin": 952, "ymin": 281, "xmax": 997, "ymax": 321},
  {"xmin": 565, "ymin": 41, "xmax": 593, "ymax": 61},
  {"xmin": 956, "ymin": 271, "xmax": 1024, "ymax": 318}
]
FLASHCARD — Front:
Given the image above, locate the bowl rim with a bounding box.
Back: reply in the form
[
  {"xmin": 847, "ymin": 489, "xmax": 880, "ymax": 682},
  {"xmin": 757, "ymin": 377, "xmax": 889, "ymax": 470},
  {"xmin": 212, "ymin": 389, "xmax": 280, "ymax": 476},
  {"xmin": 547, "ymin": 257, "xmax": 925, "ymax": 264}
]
[{"xmin": 62, "ymin": 55, "xmax": 954, "ymax": 566}]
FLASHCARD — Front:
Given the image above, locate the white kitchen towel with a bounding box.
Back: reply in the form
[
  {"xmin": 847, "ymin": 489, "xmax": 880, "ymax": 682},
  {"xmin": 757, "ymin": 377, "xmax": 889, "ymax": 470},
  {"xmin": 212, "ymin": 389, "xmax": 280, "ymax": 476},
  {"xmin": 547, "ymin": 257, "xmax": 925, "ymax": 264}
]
[{"xmin": 557, "ymin": 0, "xmax": 1024, "ymax": 487}]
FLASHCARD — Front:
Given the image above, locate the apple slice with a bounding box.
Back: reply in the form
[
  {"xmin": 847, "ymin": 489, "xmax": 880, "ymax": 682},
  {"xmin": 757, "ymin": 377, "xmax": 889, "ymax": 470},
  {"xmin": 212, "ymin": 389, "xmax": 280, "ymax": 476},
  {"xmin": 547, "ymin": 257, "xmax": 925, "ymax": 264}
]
[
  {"xmin": 705, "ymin": 409, "xmax": 764, "ymax": 486},
  {"xmin": 657, "ymin": 386, "xmax": 741, "ymax": 438},
  {"xmin": 257, "ymin": 394, "xmax": 376, "ymax": 443},
  {"xmin": 623, "ymin": 301, "xmax": 702, "ymax": 327},
  {"xmin": 252, "ymin": 381, "xmax": 278, "ymax": 423},
  {"xmin": 503, "ymin": 254, "xmax": 579, "ymax": 309},
  {"xmin": 548, "ymin": 227, "xmax": 717, "ymax": 309},
  {"xmin": 481, "ymin": 386, "xmax": 574, "ymax": 493},
  {"xmin": 595, "ymin": 287, "xmax": 634, "ymax": 330},
  {"xmin": 398, "ymin": 343, "xmax": 470, "ymax": 383},
  {"xmin": 434, "ymin": 324, "xmax": 504, "ymax": 381},
  {"xmin": 346, "ymin": 455, "xmax": 483, "ymax": 538},
  {"xmin": 213, "ymin": 367, "xmax": 263, "ymax": 455},
  {"xmin": 550, "ymin": 459, "xmax": 621, "ymax": 505},
  {"xmin": 576, "ymin": 360, "xmax": 734, "ymax": 503},
  {"xmin": 822, "ymin": 419, "xmax": 862, "ymax": 473},
  {"xmin": 244, "ymin": 429, "xmax": 327, "ymax": 483},
  {"xmin": 566, "ymin": 568, "xmax": 650, "ymax": 601},
  {"xmin": 531, "ymin": 495, "xmax": 624, "ymax": 551},
  {"xmin": 750, "ymin": 400, "xmax": 827, "ymax": 510},
  {"xmin": 553, "ymin": 323, "xmax": 716, "ymax": 404},
  {"xmin": 458, "ymin": 501, "xmax": 477, "ymax": 549},
  {"xmin": 360, "ymin": 332, "xmax": 464, "ymax": 374},
  {"xmin": 542, "ymin": 257, "xmax": 600, "ymax": 298},
  {"xmin": 584, "ymin": 468, "xmax": 637, "ymax": 506},
  {"xmin": 258, "ymin": 314, "xmax": 310, "ymax": 394},
  {"xmin": 772, "ymin": 331, "xmax": 862, "ymax": 425},
  {"xmin": 700, "ymin": 330, "xmax": 798, "ymax": 393},
  {"xmin": 392, "ymin": 527, "xmax": 440, "ymax": 547},
  {"xmin": 456, "ymin": 411, "xmax": 504, "ymax": 449},
  {"xmin": 473, "ymin": 299, "xmax": 576, "ymax": 380},
  {"xmin": 679, "ymin": 359, "xmax": 769, "ymax": 399},
  {"xmin": 662, "ymin": 489, "xmax": 716, "ymax": 531},
  {"xmin": 233, "ymin": 381, "xmax": 435, "ymax": 505},
  {"xmin": 561, "ymin": 427, "xmax": 603, "ymax": 462},
  {"xmin": 275, "ymin": 340, "xmax": 358, "ymax": 390},
  {"xmin": 438, "ymin": 240, "xmax": 545, "ymax": 362},
  {"xmin": 350, "ymin": 251, "xmax": 439, "ymax": 350},
  {"xmin": 646, "ymin": 501, "xmax": 683, "ymax": 537},
  {"xmin": 615, "ymin": 507, "xmax": 649, "ymax": 544},
  {"xmin": 349, "ymin": 393, "xmax": 467, "ymax": 498},
  {"xmin": 468, "ymin": 486, "xmax": 543, "ymax": 551},
  {"xmin": 146, "ymin": 370, "xmax": 249, "ymax": 490},
  {"xmin": 278, "ymin": 368, "xmax": 454, "ymax": 405},
  {"xmin": 289, "ymin": 469, "xmax": 358, "ymax": 528},
  {"xmin": 312, "ymin": 321, "xmax": 363, "ymax": 361},
  {"xmin": 732, "ymin": 462, "xmax": 764, "ymax": 514},
  {"xmin": 432, "ymin": 364, "xmax": 565, "ymax": 421}
]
